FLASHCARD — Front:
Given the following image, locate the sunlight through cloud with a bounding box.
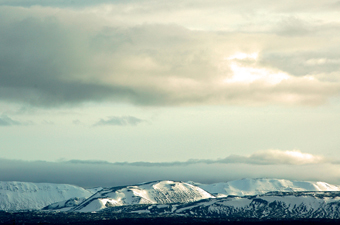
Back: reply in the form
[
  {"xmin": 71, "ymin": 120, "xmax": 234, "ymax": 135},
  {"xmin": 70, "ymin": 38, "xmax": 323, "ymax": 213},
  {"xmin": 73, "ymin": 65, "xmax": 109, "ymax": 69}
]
[{"xmin": 224, "ymin": 52, "xmax": 291, "ymax": 84}]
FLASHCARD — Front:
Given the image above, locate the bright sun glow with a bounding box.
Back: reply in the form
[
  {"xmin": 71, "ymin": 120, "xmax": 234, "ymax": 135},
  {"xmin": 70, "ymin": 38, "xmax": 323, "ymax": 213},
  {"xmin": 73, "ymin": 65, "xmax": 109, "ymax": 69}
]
[
  {"xmin": 224, "ymin": 52, "xmax": 291, "ymax": 84},
  {"xmin": 226, "ymin": 52, "xmax": 259, "ymax": 60},
  {"xmin": 284, "ymin": 150, "xmax": 315, "ymax": 160}
]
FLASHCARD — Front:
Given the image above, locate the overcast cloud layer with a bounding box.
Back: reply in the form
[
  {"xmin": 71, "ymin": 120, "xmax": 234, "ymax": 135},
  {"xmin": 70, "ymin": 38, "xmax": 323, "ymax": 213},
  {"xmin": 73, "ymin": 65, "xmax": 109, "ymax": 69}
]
[{"xmin": 1, "ymin": 0, "xmax": 340, "ymax": 107}]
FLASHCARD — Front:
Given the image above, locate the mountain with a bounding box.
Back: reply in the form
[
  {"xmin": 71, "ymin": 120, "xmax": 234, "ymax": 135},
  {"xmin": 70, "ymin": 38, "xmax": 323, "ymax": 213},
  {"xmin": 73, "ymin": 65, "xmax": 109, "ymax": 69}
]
[
  {"xmin": 43, "ymin": 178, "xmax": 340, "ymax": 213},
  {"xmin": 196, "ymin": 178, "xmax": 340, "ymax": 197},
  {"xmin": 100, "ymin": 191, "xmax": 340, "ymax": 219},
  {"xmin": 44, "ymin": 180, "xmax": 214, "ymax": 212},
  {"xmin": 3, "ymin": 178, "xmax": 340, "ymax": 215},
  {"xmin": 0, "ymin": 181, "xmax": 92, "ymax": 211}
]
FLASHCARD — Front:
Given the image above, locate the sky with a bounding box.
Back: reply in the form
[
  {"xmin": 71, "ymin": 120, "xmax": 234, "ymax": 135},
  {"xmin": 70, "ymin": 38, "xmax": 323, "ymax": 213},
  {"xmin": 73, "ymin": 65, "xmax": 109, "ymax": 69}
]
[{"xmin": 1, "ymin": 0, "xmax": 340, "ymax": 187}]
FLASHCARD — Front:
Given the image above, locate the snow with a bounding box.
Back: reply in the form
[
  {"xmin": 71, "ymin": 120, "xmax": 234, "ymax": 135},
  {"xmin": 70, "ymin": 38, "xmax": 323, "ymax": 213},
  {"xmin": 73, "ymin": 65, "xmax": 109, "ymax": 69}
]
[
  {"xmin": 70, "ymin": 180, "xmax": 215, "ymax": 212},
  {"xmin": 0, "ymin": 181, "xmax": 92, "ymax": 211},
  {"xmin": 43, "ymin": 197, "xmax": 87, "ymax": 210},
  {"xmin": 157, "ymin": 204, "xmax": 169, "ymax": 208},
  {"xmin": 172, "ymin": 193, "xmax": 340, "ymax": 218},
  {"xmin": 78, "ymin": 199, "xmax": 107, "ymax": 212},
  {"xmin": 198, "ymin": 178, "xmax": 340, "ymax": 197},
  {"xmin": 131, "ymin": 209, "xmax": 150, "ymax": 213},
  {"xmin": 6, "ymin": 178, "xmax": 340, "ymax": 212},
  {"xmin": 86, "ymin": 187, "xmax": 103, "ymax": 194},
  {"xmin": 314, "ymin": 182, "xmax": 340, "ymax": 191},
  {"xmin": 260, "ymin": 195, "xmax": 321, "ymax": 211}
]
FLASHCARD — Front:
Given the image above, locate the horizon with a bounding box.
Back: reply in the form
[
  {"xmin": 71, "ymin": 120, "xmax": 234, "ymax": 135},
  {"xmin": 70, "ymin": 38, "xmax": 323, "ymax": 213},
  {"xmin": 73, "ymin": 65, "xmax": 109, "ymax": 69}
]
[{"xmin": 2, "ymin": 176, "xmax": 338, "ymax": 186}]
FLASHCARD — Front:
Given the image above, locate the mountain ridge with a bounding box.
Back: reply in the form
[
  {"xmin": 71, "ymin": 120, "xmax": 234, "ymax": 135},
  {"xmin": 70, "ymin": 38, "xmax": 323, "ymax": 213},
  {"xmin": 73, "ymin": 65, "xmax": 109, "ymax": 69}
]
[
  {"xmin": 2, "ymin": 178, "xmax": 340, "ymax": 212},
  {"xmin": 197, "ymin": 178, "xmax": 340, "ymax": 197},
  {"xmin": 106, "ymin": 191, "xmax": 340, "ymax": 219}
]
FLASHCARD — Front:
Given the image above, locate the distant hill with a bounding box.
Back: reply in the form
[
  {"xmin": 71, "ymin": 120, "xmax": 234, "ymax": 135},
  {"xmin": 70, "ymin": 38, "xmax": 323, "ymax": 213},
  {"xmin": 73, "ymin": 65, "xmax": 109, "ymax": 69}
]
[
  {"xmin": 45, "ymin": 180, "xmax": 214, "ymax": 212},
  {"xmin": 0, "ymin": 181, "xmax": 92, "ymax": 211}
]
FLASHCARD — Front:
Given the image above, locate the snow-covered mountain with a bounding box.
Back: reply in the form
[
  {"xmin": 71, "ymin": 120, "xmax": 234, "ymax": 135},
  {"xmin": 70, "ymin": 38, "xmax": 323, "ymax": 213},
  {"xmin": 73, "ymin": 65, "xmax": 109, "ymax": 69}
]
[
  {"xmin": 195, "ymin": 178, "xmax": 340, "ymax": 197},
  {"xmin": 114, "ymin": 191, "xmax": 340, "ymax": 219},
  {"xmin": 0, "ymin": 181, "xmax": 92, "ymax": 211},
  {"xmin": 44, "ymin": 180, "xmax": 214, "ymax": 212},
  {"xmin": 43, "ymin": 178, "xmax": 340, "ymax": 213},
  {"xmin": 3, "ymin": 178, "xmax": 340, "ymax": 214}
]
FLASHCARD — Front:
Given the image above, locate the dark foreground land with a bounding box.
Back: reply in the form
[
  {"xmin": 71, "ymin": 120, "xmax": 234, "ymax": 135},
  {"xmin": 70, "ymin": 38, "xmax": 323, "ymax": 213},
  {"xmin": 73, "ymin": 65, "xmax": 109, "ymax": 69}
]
[{"xmin": 1, "ymin": 211, "xmax": 340, "ymax": 225}]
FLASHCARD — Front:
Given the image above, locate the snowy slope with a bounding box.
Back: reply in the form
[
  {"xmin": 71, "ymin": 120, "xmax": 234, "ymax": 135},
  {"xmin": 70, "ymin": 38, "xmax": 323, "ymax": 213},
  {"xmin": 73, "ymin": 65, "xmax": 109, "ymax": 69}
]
[
  {"xmin": 50, "ymin": 180, "xmax": 214, "ymax": 212},
  {"xmin": 0, "ymin": 181, "xmax": 93, "ymax": 211},
  {"xmin": 86, "ymin": 187, "xmax": 103, "ymax": 194},
  {"xmin": 172, "ymin": 191, "xmax": 340, "ymax": 219},
  {"xmin": 196, "ymin": 178, "xmax": 340, "ymax": 197},
  {"xmin": 105, "ymin": 191, "xmax": 340, "ymax": 219},
  {"xmin": 43, "ymin": 178, "xmax": 340, "ymax": 212},
  {"xmin": 42, "ymin": 197, "xmax": 88, "ymax": 212}
]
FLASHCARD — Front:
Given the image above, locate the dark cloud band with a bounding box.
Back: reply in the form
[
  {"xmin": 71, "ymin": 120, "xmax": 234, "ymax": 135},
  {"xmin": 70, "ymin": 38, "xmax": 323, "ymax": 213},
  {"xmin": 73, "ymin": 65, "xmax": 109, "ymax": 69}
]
[
  {"xmin": 0, "ymin": 155, "xmax": 338, "ymax": 188},
  {"xmin": 63, "ymin": 149, "xmax": 326, "ymax": 166}
]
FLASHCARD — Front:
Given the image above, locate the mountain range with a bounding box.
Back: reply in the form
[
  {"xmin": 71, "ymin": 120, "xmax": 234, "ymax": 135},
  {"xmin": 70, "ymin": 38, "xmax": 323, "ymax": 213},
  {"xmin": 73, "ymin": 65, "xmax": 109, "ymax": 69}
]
[{"xmin": 2, "ymin": 178, "xmax": 340, "ymax": 220}]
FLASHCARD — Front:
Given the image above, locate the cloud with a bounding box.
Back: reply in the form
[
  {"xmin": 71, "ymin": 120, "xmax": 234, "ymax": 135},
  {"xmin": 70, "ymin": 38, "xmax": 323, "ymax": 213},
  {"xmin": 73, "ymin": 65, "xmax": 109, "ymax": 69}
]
[
  {"xmin": 0, "ymin": 115, "xmax": 21, "ymax": 126},
  {"xmin": 0, "ymin": 0, "xmax": 112, "ymax": 7},
  {"xmin": 0, "ymin": 0, "xmax": 336, "ymax": 13},
  {"xmin": 259, "ymin": 49, "xmax": 340, "ymax": 77},
  {"xmin": 62, "ymin": 149, "xmax": 327, "ymax": 166},
  {"xmin": 0, "ymin": 3, "xmax": 340, "ymax": 108},
  {"xmin": 93, "ymin": 116, "xmax": 145, "ymax": 126},
  {"xmin": 72, "ymin": 120, "xmax": 81, "ymax": 125},
  {"xmin": 41, "ymin": 120, "xmax": 54, "ymax": 125},
  {"xmin": 236, "ymin": 149, "xmax": 326, "ymax": 165}
]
